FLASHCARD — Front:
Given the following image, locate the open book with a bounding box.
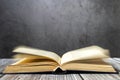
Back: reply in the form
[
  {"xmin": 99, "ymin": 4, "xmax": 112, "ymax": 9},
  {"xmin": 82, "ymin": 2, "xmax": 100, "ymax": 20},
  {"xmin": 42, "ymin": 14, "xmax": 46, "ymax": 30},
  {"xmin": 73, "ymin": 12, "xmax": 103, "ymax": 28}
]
[{"xmin": 3, "ymin": 45, "xmax": 116, "ymax": 73}]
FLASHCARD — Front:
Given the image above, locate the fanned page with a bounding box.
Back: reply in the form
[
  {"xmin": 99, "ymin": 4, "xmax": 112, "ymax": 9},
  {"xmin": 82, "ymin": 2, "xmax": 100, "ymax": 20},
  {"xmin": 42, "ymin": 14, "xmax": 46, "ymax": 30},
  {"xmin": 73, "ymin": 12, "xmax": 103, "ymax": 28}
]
[
  {"xmin": 12, "ymin": 54, "xmax": 58, "ymax": 65},
  {"xmin": 13, "ymin": 46, "xmax": 61, "ymax": 64},
  {"xmin": 61, "ymin": 46, "xmax": 110, "ymax": 64}
]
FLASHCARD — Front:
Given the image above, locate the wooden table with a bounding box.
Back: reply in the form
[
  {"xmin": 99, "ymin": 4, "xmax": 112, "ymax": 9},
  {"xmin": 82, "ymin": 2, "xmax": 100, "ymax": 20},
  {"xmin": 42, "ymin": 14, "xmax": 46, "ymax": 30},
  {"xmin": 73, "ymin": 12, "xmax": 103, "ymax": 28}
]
[{"xmin": 0, "ymin": 58, "xmax": 120, "ymax": 80}]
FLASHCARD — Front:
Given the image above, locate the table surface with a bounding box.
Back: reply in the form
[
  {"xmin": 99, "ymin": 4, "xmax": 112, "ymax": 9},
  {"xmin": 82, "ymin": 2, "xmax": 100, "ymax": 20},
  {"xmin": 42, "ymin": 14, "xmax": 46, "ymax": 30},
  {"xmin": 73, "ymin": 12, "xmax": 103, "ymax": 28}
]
[{"xmin": 0, "ymin": 58, "xmax": 120, "ymax": 80}]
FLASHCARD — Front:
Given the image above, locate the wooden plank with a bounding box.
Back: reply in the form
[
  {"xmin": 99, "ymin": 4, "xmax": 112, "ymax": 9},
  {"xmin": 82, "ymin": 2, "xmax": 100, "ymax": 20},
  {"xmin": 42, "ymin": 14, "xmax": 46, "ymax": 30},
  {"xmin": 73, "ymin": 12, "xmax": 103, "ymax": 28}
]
[
  {"xmin": 80, "ymin": 58, "xmax": 120, "ymax": 80},
  {"xmin": 1, "ymin": 58, "xmax": 120, "ymax": 80},
  {"xmin": 103, "ymin": 58, "xmax": 120, "ymax": 71},
  {"xmin": 0, "ymin": 74, "xmax": 83, "ymax": 80},
  {"xmin": 0, "ymin": 74, "xmax": 42, "ymax": 80},
  {"xmin": 0, "ymin": 59, "xmax": 83, "ymax": 80},
  {"xmin": 70, "ymin": 74, "xmax": 83, "ymax": 80},
  {"xmin": 0, "ymin": 59, "xmax": 17, "ymax": 72},
  {"xmin": 113, "ymin": 58, "xmax": 120, "ymax": 63},
  {"xmin": 0, "ymin": 59, "xmax": 17, "ymax": 78},
  {"xmin": 80, "ymin": 74, "xmax": 120, "ymax": 80}
]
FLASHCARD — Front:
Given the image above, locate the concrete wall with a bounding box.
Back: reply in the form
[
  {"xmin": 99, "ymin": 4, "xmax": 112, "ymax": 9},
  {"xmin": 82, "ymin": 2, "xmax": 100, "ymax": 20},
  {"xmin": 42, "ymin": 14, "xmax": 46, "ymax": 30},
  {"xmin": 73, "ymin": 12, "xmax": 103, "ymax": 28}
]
[{"xmin": 0, "ymin": 0, "xmax": 120, "ymax": 57}]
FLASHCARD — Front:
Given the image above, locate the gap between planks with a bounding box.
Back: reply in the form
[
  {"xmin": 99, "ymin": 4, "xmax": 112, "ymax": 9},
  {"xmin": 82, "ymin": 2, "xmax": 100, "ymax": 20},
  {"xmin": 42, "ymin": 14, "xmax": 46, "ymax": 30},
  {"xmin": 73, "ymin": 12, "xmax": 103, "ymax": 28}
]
[
  {"xmin": 0, "ymin": 58, "xmax": 120, "ymax": 80},
  {"xmin": 0, "ymin": 59, "xmax": 17, "ymax": 79},
  {"xmin": 79, "ymin": 58, "xmax": 120, "ymax": 80},
  {"xmin": 0, "ymin": 74, "xmax": 83, "ymax": 80},
  {"xmin": 0, "ymin": 59, "xmax": 83, "ymax": 80}
]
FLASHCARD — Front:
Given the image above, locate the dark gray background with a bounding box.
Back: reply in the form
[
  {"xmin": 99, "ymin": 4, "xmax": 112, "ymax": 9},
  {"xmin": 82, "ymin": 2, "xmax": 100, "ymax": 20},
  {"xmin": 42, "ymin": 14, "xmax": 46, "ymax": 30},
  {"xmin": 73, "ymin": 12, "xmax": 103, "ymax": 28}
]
[{"xmin": 0, "ymin": 0, "xmax": 120, "ymax": 58}]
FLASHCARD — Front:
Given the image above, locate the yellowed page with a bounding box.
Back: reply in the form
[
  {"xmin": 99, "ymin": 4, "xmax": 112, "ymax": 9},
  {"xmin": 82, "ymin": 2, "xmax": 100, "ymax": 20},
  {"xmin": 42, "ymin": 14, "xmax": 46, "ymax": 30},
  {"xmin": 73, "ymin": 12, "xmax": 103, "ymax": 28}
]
[
  {"xmin": 13, "ymin": 54, "xmax": 49, "ymax": 59},
  {"xmin": 13, "ymin": 46, "xmax": 61, "ymax": 64},
  {"xmin": 61, "ymin": 45, "xmax": 110, "ymax": 64}
]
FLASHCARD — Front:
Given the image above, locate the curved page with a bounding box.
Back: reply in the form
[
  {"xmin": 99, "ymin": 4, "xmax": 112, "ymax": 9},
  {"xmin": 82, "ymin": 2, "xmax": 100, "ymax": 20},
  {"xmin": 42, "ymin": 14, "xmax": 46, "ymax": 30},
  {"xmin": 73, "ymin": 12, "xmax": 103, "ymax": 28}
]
[
  {"xmin": 13, "ymin": 46, "xmax": 61, "ymax": 64},
  {"xmin": 61, "ymin": 46, "xmax": 110, "ymax": 64}
]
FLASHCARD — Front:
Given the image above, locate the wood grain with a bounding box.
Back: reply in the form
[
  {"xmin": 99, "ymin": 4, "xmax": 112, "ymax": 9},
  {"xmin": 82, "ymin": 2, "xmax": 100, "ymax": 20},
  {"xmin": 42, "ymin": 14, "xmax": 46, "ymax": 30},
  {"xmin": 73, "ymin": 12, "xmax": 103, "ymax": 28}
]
[
  {"xmin": 80, "ymin": 58, "xmax": 120, "ymax": 80},
  {"xmin": 0, "ymin": 74, "xmax": 83, "ymax": 80},
  {"xmin": 80, "ymin": 74, "xmax": 120, "ymax": 80},
  {"xmin": 0, "ymin": 59, "xmax": 16, "ymax": 72},
  {"xmin": 0, "ymin": 58, "xmax": 120, "ymax": 80},
  {"xmin": 0, "ymin": 59, "xmax": 17, "ymax": 78},
  {"xmin": 103, "ymin": 58, "xmax": 120, "ymax": 71}
]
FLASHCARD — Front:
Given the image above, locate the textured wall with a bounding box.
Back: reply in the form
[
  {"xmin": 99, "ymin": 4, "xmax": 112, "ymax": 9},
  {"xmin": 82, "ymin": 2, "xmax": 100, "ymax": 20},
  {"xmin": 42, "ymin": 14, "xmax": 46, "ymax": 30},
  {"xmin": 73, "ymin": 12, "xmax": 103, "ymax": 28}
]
[{"xmin": 0, "ymin": 0, "xmax": 120, "ymax": 57}]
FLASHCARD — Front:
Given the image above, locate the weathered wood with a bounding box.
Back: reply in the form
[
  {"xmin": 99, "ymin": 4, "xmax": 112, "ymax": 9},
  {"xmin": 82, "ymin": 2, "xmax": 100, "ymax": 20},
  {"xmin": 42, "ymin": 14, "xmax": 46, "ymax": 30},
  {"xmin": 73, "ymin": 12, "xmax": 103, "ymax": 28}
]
[
  {"xmin": 40, "ymin": 74, "xmax": 82, "ymax": 80},
  {"xmin": 0, "ymin": 59, "xmax": 17, "ymax": 78},
  {"xmin": 0, "ymin": 74, "xmax": 42, "ymax": 80},
  {"xmin": 0, "ymin": 74, "xmax": 83, "ymax": 80},
  {"xmin": 103, "ymin": 58, "xmax": 120, "ymax": 71},
  {"xmin": 80, "ymin": 74, "xmax": 120, "ymax": 80},
  {"xmin": 0, "ymin": 59, "xmax": 16, "ymax": 72},
  {"xmin": 0, "ymin": 58, "xmax": 120, "ymax": 80},
  {"xmin": 79, "ymin": 58, "xmax": 120, "ymax": 80},
  {"xmin": 70, "ymin": 74, "xmax": 83, "ymax": 80},
  {"xmin": 113, "ymin": 58, "xmax": 120, "ymax": 63}
]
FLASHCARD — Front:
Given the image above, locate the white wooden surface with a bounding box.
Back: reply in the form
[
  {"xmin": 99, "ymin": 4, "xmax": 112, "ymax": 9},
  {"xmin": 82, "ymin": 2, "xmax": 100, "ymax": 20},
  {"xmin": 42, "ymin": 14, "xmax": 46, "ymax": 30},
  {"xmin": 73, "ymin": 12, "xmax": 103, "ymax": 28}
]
[{"xmin": 0, "ymin": 58, "xmax": 120, "ymax": 80}]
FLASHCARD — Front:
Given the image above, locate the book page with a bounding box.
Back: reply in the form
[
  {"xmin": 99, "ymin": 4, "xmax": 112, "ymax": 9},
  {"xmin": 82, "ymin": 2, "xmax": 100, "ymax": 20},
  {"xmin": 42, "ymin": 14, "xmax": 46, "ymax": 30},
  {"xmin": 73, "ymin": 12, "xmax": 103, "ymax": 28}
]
[
  {"xmin": 13, "ymin": 53, "xmax": 50, "ymax": 59},
  {"xmin": 61, "ymin": 62, "xmax": 116, "ymax": 72},
  {"xmin": 61, "ymin": 45, "xmax": 110, "ymax": 64},
  {"xmin": 11, "ymin": 58, "xmax": 59, "ymax": 66},
  {"xmin": 12, "ymin": 54, "xmax": 59, "ymax": 65},
  {"xmin": 13, "ymin": 46, "xmax": 61, "ymax": 64}
]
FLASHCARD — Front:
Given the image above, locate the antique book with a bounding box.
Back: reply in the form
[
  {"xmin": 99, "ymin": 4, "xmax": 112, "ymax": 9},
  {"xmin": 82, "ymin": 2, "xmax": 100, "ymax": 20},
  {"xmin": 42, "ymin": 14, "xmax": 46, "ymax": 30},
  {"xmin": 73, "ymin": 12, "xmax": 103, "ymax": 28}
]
[{"xmin": 3, "ymin": 45, "xmax": 116, "ymax": 73}]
